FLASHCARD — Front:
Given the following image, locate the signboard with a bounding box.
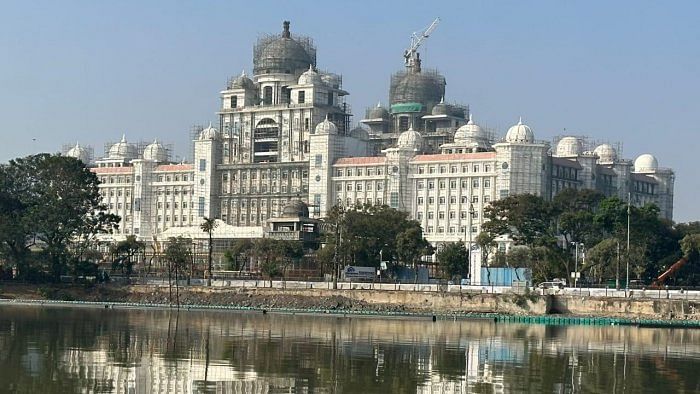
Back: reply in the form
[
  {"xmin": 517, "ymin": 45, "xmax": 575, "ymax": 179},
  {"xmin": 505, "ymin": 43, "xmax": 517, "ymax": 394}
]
[
  {"xmin": 342, "ymin": 266, "xmax": 376, "ymax": 281},
  {"xmin": 570, "ymin": 272, "xmax": 581, "ymax": 279}
]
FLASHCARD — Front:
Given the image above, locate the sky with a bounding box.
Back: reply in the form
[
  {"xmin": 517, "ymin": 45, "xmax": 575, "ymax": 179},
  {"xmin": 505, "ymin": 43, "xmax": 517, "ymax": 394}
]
[{"xmin": 1, "ymin": 1, "xmax": 698, "ymax": 222}]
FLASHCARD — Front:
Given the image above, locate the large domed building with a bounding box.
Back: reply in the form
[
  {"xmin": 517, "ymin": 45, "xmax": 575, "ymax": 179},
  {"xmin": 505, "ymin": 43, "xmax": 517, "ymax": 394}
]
[{"xmin": 64, "ymin": 20, "xmax": 674, "ymax": 284}]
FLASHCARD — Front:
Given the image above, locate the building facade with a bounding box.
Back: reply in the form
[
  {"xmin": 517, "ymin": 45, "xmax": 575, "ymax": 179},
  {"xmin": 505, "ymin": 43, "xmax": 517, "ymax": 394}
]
[{"xmin": 64, "ymin": 21, "xmax": 675, "ymax": 280}]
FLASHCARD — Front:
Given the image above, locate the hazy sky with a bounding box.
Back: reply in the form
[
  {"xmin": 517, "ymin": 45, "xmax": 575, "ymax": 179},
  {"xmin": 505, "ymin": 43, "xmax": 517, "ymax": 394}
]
[{"xmin": 1, "ymin": 1, "xmax": 698, "ymax": 222}]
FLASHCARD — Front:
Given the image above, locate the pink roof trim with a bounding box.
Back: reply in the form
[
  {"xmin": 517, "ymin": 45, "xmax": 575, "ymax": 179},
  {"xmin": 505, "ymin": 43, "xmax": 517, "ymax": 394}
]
[
  {"xmin": 411, "ymin": 152, "xmax": 496, "ymax": 162},
  {"xmin": 155, "ymin": 164, "xmax": 194, "ymax": 172},
  {"xmin": 334, "ymin": 157, "xmax": 386, "ymax": 165},
  {"xmin": 91, "ymin": 167, "xmax": 134, "ymax": 174}
]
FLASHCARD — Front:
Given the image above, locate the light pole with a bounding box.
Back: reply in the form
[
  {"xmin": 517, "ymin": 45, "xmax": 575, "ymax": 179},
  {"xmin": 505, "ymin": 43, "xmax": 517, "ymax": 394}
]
[
  {"xmin": 626, "ymin": 192, "xmax": 631, "ymax": 295},
  {"xmin": 467, "ymin": 203, "xmax": 475, "ymax": 284}
]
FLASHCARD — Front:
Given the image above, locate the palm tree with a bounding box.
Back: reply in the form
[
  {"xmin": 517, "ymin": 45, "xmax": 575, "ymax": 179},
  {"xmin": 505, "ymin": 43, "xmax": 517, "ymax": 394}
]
[{"xmin": 200, "ymin": 217, "xmax": 218, "ymax": 286}]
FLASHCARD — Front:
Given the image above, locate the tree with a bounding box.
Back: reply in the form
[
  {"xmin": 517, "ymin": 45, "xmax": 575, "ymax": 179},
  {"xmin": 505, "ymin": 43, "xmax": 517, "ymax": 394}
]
[
  {"xmin": 111, "ymin": 235, "xmax": 145, "ymax": 278},
  {"xmin": 223, "ymin": 239, "xmax": 253, "ymax": 271},
  {"xmin": 0, "ymin": 154, "xmax": 119, "ymax": 281},
  {"xmin": 396, "ymin": 226, "xmax": 434, "ymax": 282},
  {"xmin": 437, "ymin": 242, "xmax": 469, "ymax": 281},
  {"xmin": 481, "ymin": 194, "xmax": 555, "ymax": 247},
  {"xmin": 164, "ymin": 237, "xmax": 192, "ymax": 307},
  {"xmin": 200, "ymin": 217, "xmax": 218, "ymax": 286},
  {"xmin": 252, "ymin": 238, "xmax": 283, "ymax": 286},
  {"xmin": 552, "ymin": 188, "xmax": 605, "ymax": 246}
]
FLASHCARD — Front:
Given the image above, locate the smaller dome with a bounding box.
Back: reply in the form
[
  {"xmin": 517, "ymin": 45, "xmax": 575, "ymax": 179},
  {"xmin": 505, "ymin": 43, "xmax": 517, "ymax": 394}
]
[
  {"xmin": 282, "ymin": 199, "xmax": 309, "ymax": 218},
  {"xmin": 199, "ymin": 122, "xmax": 219, "ymax": 140},
  {"xmin": 634, "ymin": 154, "xmax": 658, "ymax": 173},
  {"xmin": 454, "ymin": 114, "xmax": 486, "ymax": 142},
  {"xmin": 556, "ymin": 137, "xmax": 582, "ymax": 157},
  {"xmin": 349, "ymin": 126, "xmax": 369, "ymax": 140},
  {"xmin": 368, "ymin": 102, "xmax": 389, "ymax": 119},
  {"xmin": 431, "ymin": 97, "xmax": 448, "ymax": 115},
  {"xmin": 298, "ymin": 65, "xmax": 323, "ymax": 85},
  {"xmin": 108, "ymin": 135, "xmax": 137, "ymax": 159},
  {"xmin": 397, "ymin": 127, "xmax": 423, "ymax": 151},
  {"xmin": 314, "ymin": 116, "xmax": 338, "ymax": 135},
  {"xmin": 593, "ymin": 144, "xmax": 617, "ymax": 164},
  {"xmin": 143, "ymin": 139, "xmax": 168, "ymax": 162},
  {"xmin": 505, "ymin": 117, "xmax": 534, "ymax": 143},
  {"xmin": 66, "ymin": 142, "xmax": 89, "ymax": 163},
  {"xmin": 231, "ymin": 70, "xmax": 254, "ymax": 90},
  {"xmin": 321, "ymin": 73, "xmax": 340, "ymax": 88}
]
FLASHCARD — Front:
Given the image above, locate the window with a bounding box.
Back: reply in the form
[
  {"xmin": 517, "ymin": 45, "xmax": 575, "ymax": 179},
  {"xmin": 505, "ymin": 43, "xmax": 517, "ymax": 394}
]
[
  {"xmin": 428, "ymin": 181, "xmax": 435, "ymax": 190},
  {"xmin": 438, "ymin": 211, "xmax": 445, "ymax": 219},
  {"xmin": 376, "ymin": 182, "xmax": 383, "ymax": 191},
  {"xmin": 198, "ymin": 197, "xmax": 205, "ymax": 217},
  {"xmin": 417, "ymin": 181, "xmax": 424, "ymax": 190},
  {"xmin": 390, "ymin": 192, "xmax": 399, "ymax": 208},
  {"xmin": 398, "ymin": 116, "xmax": 410, "ymax": 132},
  {"xmin": 439, "ymin": 196, "xmax": 445, "ymax": 204},
  {"xmin": 428, "ymin": 212, "xmax": 434, "ymax": 219},
  {"xmin": 484, "ymin": 195, "xmax": 491, "ymax": 203},
  {"xmin": 416, "ymin": 212, "xmax": 423, "ymax": 220},
  {"xmin": 439, "ymin": 181, "xmax": 446, "ymax": 189},
  {"xmin": 346, "ymin": 184, "xmax": 352, "ymax": 191},
  {"xmin": 450, "ymin": 196, "xmax": 456, "ymax": 204},
  {"xmin": 417, "ymin": 197, "xmax": 424, "ymax": 205},
  {"xmin": 230, "ymin": 96, "xmax": 237, "ymax": 108},
  {"xmin": 336, "ymin": 169, "xmax": 343, "ymax": 177},
  {"xmin": 418, "ymin": 167, "xmax": 425, "ymax": 174},
  {"xmin": 473, "ymin": 165, "xmax": 480, "ymax": 172},
  {"xmin": 461, "ymin": 196, "xmax": 469, "ymax": 203},
  {"xmin": 429, "ymin": 166, "xmax": 435, "ymax": 174},
  {"xmin": 298, "ymin": 90, "xmax": 305, "ymax": 104},
  {"xmin": 367, "ymin": 183, "xmax": 372, "ymax": 191},
  {"xmin": 199, "ymin": 159, "xmax": 206, "ymax": 171},
  {"xmin": 356, "ymin": 183, "xmax": 363, "ymax": 191},
  {"xmin": 315, "ymin": 154, "xmax": 323, "ymax": 167},
  {"xmin": 450, "ymin": 180, "xmax": 457, "ymax": 189},
  {"xmin": 462, "ymin": 181, "xmax": 468, "ymax": 189},
  {"xmin": 472, "ymin": 196, "xmax": 479, "ymax": 203},
  {"xmin": 263, "ymin": 86, "xmax": 273, "ymax": 105},
  {"xmin": 427, "ymin": 226, "xmax": 434, "ymax": 233},
  {"xmin": 485, "ymin": 164, "xmax": 491, "ymax": 172},
  {"xmin": 439, "ymin": 166, "xmax": 446, "ymax": 174},
  {"xmin": 472, "ymin": 179, "xmax": 480, "ymax": 188},
  {"xmin": 428, "ymin": 197, "xmax": 435, "ymax": 204},
  {"xmin": 450, "ymin": 166, "xmax": 457, "ymax": 173},
  {"xmin": 484, "ymin": 179, "xmax": 491, "ymax": 188}
]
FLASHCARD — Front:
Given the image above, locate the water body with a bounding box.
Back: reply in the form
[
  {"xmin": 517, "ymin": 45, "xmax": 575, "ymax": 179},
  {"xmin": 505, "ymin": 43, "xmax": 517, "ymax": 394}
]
[{"xmin": 0, "ymin": 305, "xmax": 699, "ymax": 393}]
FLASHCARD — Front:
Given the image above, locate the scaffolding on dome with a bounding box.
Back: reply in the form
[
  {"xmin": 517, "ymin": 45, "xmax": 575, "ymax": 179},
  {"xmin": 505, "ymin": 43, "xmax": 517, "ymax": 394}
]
[
  {"xmin": 389, "ymin": 68, "xmax": 446, "ymax": 109},
  {"xmin": 553, "ymin": 135, "xmax": 623, "ymax": 158},
  {"xmin": 61, "ymin": 143, "xmax": 94, "ymax": 163},
  {"xmin": 252, "ymin": 26, "xmax": 317, "ymax": 76}
]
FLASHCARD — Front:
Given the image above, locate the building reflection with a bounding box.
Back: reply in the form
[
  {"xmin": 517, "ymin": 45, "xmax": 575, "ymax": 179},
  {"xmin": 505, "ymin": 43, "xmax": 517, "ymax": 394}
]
[{"xmin": 1, "ymin": 306, "xmax": 700, "ymax": 393}]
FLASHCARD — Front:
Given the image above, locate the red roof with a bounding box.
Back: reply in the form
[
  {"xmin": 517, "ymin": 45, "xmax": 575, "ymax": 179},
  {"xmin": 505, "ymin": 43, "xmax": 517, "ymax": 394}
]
[
  {"xmin": 334, "ymin": 157, "xmax": 386, "ymax": 165},
  {"xmin": 155, "ymin": 164, "xmax": 194, "ymax": 172},
  {"xmin": 411, "ymin": 152, "xmax": 496, "ymax": 162},
  {"xmin": 91, "ymin": 167, "xmax": 134, "ymax": 174}
]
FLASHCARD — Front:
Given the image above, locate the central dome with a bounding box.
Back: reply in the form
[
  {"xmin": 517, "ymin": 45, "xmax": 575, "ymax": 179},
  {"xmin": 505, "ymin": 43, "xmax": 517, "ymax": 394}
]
[
  {"xmin": 253, "ymin": 21, "xmax": 316, "ymax": 75},
  {"xmin": 389, "ymin": 69, "xmax": 445, "ymax": 111}
]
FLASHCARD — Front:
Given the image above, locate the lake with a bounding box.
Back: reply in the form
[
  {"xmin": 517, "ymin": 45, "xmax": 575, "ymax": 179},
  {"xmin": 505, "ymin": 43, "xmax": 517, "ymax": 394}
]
[{"xmin": 0, "ymin": 304, "xmax": 699, "ymax": 393}]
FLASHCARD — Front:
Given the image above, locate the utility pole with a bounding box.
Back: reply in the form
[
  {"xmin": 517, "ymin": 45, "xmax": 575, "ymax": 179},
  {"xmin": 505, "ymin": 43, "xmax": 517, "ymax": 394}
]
[
  {"xmin": 573, "ymin": 242, "xmax": 579, "ymax": 288},
  {"xmin": 467, "ymin": 203, "xmax": 475, "ymax": 284},
  {"xmin": 616, "ymin": 240, "xmax": 620, "ymax": 290}
]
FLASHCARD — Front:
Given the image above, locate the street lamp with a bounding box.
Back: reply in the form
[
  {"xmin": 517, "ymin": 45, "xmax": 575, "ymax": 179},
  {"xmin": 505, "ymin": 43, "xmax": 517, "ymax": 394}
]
[
  {"xmin": 570, "ymin": 241, "xmax": 584, "ymax": 288},
  {"xmin": 626, "ymin": 192, "xmax": 631, "ymax": 295}
]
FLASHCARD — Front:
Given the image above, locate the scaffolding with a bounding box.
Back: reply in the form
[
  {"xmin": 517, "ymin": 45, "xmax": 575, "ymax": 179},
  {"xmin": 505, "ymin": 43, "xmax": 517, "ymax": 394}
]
[
  {"xmin": 252, "ymin": 22, "xmax": 316, "ymax": 76},
  {"xmin": 389, "ymin": 68, "xmax": 446, "ymax": 110},
  {"xmin": 553, "ymin": 135, "xmax": 623, "ymax": 158},
  {"xmin": 61, "ymin": 143, "xmax": 94, "ymax": 163},
  {"xmin": 100, "ymin": 140, "xmax": 174, "ymax": 162}
]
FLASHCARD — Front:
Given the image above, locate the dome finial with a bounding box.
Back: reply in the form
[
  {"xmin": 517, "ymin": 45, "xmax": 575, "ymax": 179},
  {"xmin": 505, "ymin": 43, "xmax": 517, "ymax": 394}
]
[
  {"xmin": 468, "ymin": 113, "xmax": 473, "ymax": 124},
  {"xmin": 241, "ymin": 69, "xmax": 246, "ymax": 77},
  {"xmin": 440, "ymin": 96, "xmax": 445, "ymax": 104},
  {"xmin": 75, "ymin": 141, "xmax": 81, "ymax": 148},
  {"xmin": 282, "ymin": 21, "xmax": 291, "ymax": 38},
  {"xmin": 377, "ymin": 101, "xmax": 381, "ymax": 107},
  {"xmin": 518, "ymin": 116, "xmax": 523, "ymax": 125},
  {"xmin": 208, "ymin": 121, "xmax": 213, "ymax": 128},
  {"xmin": 121, "ymin": 134, "xmax": 126, "ymax": 143}
]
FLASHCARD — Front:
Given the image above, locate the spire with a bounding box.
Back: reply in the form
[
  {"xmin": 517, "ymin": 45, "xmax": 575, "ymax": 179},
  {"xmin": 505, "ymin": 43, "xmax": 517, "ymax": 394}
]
[
  {"xmin": 208, "ymin": 121, "xmax": 213, "ymax": 129},
  {"xmin": 120, "ymin": 134, "xmax": 126, "ymax": 143},
  {"xmin": 377, "ymin": 101, "xmax": 382, "ymax": 108},
  {"xmin": 241, "ymin": 69, "xmax": 246, "ymax": 77},
  {"xmin": 468, "ymin": 113, "xmax": 474, "ymax": 124},
  {"xmin": 518, "ymin": 116, "xmax": 523, "ymax": 125},
  {"xmin": 440, "ymin": 96, "xmax": 445, "ymax": 104},
  {"xmin": 75, "ymin": 141, "xmax": 81, "ymax": 148}
]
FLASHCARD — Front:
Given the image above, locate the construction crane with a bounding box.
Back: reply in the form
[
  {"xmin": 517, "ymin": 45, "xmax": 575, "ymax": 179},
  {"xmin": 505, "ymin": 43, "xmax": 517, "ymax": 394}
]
[{"xmin": 404, "ymin": 17, "xmax": 440, "ymax": 68}]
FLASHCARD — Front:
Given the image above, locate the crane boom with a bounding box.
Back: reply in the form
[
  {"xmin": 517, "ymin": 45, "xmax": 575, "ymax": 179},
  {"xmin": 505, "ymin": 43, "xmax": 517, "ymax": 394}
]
[{"xmin": 404, "ymin": 17, "xmax": 440, "ymax": 65}]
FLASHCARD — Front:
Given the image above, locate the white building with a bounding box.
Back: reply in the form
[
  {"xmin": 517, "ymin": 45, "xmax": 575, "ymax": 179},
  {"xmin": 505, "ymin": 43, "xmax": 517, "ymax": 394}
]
[{"xmin": 64, "ymin": 20, "xmax": 675, "ymax": 280}]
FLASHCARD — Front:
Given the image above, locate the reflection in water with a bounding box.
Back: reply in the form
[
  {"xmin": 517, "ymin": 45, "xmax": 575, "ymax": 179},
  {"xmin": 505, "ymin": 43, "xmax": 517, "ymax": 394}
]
[{"xmin": 1, "ymin": 305, "xmax": 699, "ymax": 393}]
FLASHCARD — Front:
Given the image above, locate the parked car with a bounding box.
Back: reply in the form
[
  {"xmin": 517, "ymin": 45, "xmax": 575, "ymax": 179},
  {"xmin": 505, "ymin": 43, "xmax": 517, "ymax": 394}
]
[{"xmin": 537, "ymin": 279, "xmax": 566, "ymax": 289}]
